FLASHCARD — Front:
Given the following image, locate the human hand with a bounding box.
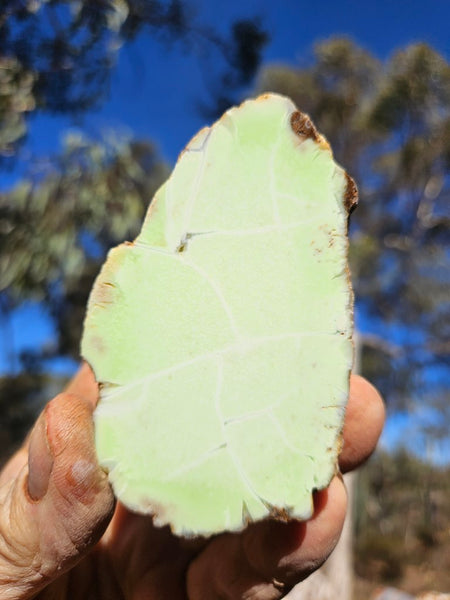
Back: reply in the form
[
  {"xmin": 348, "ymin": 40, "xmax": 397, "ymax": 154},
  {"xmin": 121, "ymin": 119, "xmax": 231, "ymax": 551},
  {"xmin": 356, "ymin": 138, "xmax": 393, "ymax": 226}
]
[{"xmin": 0, "ymin": 364, "xmax": 384, "ymax": 599}]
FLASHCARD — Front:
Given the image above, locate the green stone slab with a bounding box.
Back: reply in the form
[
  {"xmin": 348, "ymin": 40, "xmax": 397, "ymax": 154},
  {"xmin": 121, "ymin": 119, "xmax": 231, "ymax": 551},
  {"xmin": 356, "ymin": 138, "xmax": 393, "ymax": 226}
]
[{"xmin": 81, "ymin": 93, "xmax": 358, "ymax": 536}]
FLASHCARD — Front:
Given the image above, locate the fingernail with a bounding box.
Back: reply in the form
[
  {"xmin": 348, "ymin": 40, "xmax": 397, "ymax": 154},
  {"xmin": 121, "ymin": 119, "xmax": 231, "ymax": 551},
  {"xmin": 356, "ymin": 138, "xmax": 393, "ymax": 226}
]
[{"xmin": 27, "ymin": 409, "xmax": 54, "ymax": 501}]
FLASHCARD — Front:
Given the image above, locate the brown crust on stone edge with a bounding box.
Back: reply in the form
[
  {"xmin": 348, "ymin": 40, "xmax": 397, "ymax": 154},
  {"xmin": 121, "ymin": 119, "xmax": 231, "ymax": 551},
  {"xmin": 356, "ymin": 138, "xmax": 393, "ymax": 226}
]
[
  {"xmin": 344, "ymin": 172, "xmax": 358, "ymax": 215},
  {"xmin": 290, "ymin": 109, "xmax": 331, "ymax": 153},
  {"xmin": 290, "ymin": 111, "xmax": 319, "ymax": 142},
  {"xmin": 261, "ymin": 499, "xmax": 292, "ymax": 522}
]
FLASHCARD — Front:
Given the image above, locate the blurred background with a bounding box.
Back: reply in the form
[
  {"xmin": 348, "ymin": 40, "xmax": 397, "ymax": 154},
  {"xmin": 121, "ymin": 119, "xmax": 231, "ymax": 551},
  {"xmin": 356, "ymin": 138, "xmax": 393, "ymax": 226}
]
[{"xmin": 0, "ymin": 1, "xmax": 448, "ymax": 598}]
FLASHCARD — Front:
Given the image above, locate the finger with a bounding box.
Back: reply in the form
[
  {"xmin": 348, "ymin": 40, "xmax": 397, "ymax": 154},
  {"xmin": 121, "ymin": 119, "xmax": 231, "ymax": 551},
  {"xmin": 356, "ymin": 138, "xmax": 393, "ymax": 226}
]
[
  {"xmin": 187, "ymin": 475, "xmax": 347, "ymax": 600},
  {"xmin": 64, "ymin": 362, "xmax": 99, "ymax": 408},
  {"xmin": 339, "ymin": 374, "xmax": 385, "ymax": 473},
  {"xmin": 0, "ymin": 393, "xmax": 114, "ymax": 600},
  {"xmin": 0, "ymin": 363, "xmax": 98, "ymax": 489},
  {"xmin": 104, "ymin": 505, "xmax": 198, "ymax": 598}
]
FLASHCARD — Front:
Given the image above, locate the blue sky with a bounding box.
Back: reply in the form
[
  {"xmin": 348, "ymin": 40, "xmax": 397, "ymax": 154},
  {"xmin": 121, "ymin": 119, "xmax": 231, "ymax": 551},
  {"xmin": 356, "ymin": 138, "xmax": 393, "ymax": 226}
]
[
  {"xmin": 4, "ymin": 0, "xmax": 449, "ymax": 175},
  {"xmin": 1, "ymin": 0, "xmax": 449, "ymax": 460}
]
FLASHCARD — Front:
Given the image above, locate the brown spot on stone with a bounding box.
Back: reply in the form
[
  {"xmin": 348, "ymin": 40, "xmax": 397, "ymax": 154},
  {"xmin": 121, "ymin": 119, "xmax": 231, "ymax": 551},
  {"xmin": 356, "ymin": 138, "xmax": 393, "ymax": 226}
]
[
  {"xmin": 290, "ymin": 111, "xmax": 319, "ymax": 142},
  {"xmin": 89, "ymin": 335, "xmax": 105, "ymax": 353},
  {"xmin": 344, "ymin": 173, "xmax": 358, "ymax": 215},
  {"xmin": 242, "ymin": 501, "xmax": 253, "ymax": 527},
  {"xmin": 92, "ymin": 281, "xmax": 116, "ymax": 307},
  {"xmin": 261, "ymin": 499, "xmax": 292, "ymax": 522},
  {"xmin": 290, "ymin": 111, "xmax": 331, "ymax": 151}
]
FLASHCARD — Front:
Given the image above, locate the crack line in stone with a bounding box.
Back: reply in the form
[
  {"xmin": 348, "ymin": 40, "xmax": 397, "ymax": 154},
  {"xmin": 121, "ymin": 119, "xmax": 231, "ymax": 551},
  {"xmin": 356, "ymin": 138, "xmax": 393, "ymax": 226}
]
[
  {"xmin": 132, "ymin": 220, "xmax": 322, "ymax": 254},
  {"xmin": 185, "ymin": 126, "xmax": 212, "ymax": 153},
  {"xmin": 182, "ymin": 128, "xmax": 212, "ymax": 238},
  {"xmin": 99, "ymin": 352, "xmax": 221, "ymax": 401},
  {"xmin": 269, "ymin": 130, "xmax": 283, "ymax": 226},
  {"xmin": 184, "ymin": 220, "xmax": 315, "ymax": 237},
  {"xmin": 99, "ymin": 331, "xmax": 346, "ymax": 402},
  {"xmin": 268, "ymin": 411, "xmax": 308, "ymax": 457},
  {"xmin": 214, "ymin": 357, "xmax": 267, "ymax": 511},
  {"xmin": 182, "ymin": 256, "xmax": 241, "ymax": 340},
  {"xmin": 163, "ymin": 126, "xmax": 212, "ymax": 250},
  {"xmin": 164, "ymin": 442, "xmax": 228, "ymax": 481},
  {"xmin": 223, "ymin": 403, "xmax": 280, "ymax": 426}
]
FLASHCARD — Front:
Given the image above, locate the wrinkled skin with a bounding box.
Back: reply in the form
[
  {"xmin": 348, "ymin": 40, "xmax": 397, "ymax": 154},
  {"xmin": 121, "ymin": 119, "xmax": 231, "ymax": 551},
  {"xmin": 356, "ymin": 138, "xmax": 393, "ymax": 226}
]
[{"xmin": 0, "ymin": 364, "xmax": 384, "ymax": 599}]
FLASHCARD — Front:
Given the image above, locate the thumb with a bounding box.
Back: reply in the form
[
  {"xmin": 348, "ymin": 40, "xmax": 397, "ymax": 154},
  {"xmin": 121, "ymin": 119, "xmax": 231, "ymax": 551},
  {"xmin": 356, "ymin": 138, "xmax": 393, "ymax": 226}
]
[{"xmin": 0, "ymin": 393, "xmax": 115, "ymax": 600}]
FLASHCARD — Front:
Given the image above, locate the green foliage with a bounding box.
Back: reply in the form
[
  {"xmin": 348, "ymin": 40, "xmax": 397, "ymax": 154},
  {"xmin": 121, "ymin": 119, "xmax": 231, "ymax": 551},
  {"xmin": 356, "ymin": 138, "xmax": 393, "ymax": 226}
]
[
  {"xmin": 369, "ymin": 44, "xmax": 450, "ymax": 134},
  {"xmin": 356, "ymin": 531, "xmax": 405, "ymax": 582},
  {"xmin": 0, "ymin": 0, "xmax": 268, "ymax": 157},
  {"xmin": 354, "ymin": 449, "xmax": 450, "ymax": 590},
  {"xmin": 0, "ymin": 56, "xmax": 35, "ymax": 155}
]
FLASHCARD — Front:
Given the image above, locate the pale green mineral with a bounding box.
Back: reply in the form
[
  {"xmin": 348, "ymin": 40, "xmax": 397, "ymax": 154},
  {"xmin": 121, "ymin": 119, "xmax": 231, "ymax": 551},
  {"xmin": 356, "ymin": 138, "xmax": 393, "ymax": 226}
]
[{"xmin": 81, "ymin": 93, "xmax": 358, "ymax": 536}]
